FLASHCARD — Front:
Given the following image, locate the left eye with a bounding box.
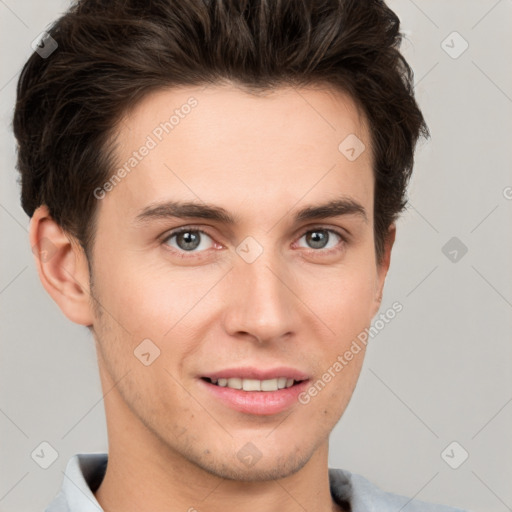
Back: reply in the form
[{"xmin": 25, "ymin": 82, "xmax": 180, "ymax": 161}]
[{"xmin": 296, "ymin": 229, "xmax": 343, "ymax": 251}]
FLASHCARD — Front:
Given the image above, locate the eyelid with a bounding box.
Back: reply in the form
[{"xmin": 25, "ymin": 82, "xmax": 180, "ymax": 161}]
[
  {"xmin": 294, "ymin": 223, "xmax": 350, "ymax": 242},
  {"xmin": 160, "ymin": 224, "xmax": 213, "ymax": 241}
]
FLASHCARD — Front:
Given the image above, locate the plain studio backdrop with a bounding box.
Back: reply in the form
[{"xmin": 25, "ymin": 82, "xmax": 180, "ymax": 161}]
[{"xmin": 1, "ymin": 1, "xmax": 511, "ymax": 511}]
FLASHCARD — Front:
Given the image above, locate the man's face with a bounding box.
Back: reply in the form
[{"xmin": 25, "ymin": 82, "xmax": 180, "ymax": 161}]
[{"xmin": 88, "ymin": 84, "xmax": 390, "ymax": 480}]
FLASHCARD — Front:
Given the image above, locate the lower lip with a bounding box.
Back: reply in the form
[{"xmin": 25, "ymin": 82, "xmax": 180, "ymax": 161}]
[{"xmin": 199, "ymin": 378, "xmax": 310, "ymax": 415}]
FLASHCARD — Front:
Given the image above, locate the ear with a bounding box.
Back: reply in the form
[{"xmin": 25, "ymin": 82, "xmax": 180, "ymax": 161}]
[
  {"xmin": 29, "ymin": 205, "xmax": 95, "ymax": 326},
  {"xmin": 370, "ymin": 223, "xmax": 396, "ymax": 318}
]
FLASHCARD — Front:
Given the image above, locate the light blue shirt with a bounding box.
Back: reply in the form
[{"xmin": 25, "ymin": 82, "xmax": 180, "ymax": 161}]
[{"xmin": 45, "ymin": 453, "xmax": 468, "ymax": 511}]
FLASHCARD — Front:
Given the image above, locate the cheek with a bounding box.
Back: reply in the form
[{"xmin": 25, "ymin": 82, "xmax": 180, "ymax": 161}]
[
  {"xmin": 311, "ymin": 265, "xmax": 378, "ymax": 340},
  {"xmin": 325, "ymin": 356, "xmax": 365, "ymax": 419},
  {"xmin": 94, "ymin": 253, "xmax": 202, "ymax": 335}
]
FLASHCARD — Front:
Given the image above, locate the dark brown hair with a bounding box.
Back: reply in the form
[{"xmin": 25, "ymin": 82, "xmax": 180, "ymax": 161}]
[{"xmin": 13, "ymin": 0, "xmax": 429, "ymax": 264}]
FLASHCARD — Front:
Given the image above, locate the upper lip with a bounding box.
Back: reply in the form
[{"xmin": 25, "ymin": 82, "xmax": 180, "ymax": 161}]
[{"xmin": 201, "ymin": 366, "xmax": 310, "ymax": 381}]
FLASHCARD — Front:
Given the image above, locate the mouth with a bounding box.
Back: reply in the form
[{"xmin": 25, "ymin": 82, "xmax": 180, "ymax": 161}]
[
  {"xmin": 198, "ymin": 369, "xmax": 311, "ymax": 415},
  {"xmin": 201, "ymin": 376, "xmax": 306, "ymax": 391}
]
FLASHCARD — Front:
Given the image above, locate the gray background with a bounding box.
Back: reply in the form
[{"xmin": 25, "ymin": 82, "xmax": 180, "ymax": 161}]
[{"xmin": 1, "ymin": 1, "xmax": 511, "ymax": 511}]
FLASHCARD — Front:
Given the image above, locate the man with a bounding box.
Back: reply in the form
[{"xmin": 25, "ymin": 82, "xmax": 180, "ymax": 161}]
[{"xmin": 13, "ymin": 0, "xmax": 467, "ymax": 511}]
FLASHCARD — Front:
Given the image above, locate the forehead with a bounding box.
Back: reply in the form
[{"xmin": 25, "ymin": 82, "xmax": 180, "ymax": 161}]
[
  {"xmin": 117, "ymin": 83, "xmax": 370, "ymax": 157},
  {"xmin": 100, "ymin": 83, "xmax": 373, "ymax": 226}
]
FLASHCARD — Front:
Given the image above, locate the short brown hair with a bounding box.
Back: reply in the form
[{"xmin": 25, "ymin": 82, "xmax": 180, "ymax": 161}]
[{"xmin": 13, "ymin": 0, "xmax": 429, "ymax": 263}]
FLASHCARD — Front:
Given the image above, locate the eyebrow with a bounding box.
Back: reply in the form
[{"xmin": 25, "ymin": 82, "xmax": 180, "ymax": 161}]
[{"xmin": 133, "ymin": 197, "xmax": 368, "ymax": 226}]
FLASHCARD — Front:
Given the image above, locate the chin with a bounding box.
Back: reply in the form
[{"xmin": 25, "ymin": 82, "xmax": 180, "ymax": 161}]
[
  {"xmin": 178, "ymin": 439, "xmax": 315, "ymax": 482},
  {"xmin": 197, "ymin": 452, "xmax": 312, "ymax": 482}
]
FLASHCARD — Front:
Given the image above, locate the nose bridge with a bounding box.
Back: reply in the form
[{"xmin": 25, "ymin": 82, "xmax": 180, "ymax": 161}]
[{"xmin": 224, "ymin": 237, "xmax": 296, "ymax": 341}]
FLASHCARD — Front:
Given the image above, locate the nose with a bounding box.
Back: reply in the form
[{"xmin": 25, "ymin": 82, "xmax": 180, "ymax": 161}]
[{"xmin": 222, "ymin": 245, "xmax": 299, "ymax": 344}]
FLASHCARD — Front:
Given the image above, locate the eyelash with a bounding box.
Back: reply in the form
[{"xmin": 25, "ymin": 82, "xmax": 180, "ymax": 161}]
[{"xmin": 161, "ymin": 225, "xmax": 347, "ymax": 259}]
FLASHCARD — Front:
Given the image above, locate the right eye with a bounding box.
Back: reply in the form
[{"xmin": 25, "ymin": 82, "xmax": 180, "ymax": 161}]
[{"xmin": 162, "ymin": 227, "xmax": 217, "ymax": 257}]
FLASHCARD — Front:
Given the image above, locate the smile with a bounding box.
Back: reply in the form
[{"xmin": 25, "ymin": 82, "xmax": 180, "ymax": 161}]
[{"xmin": 204, "ymin": 377, "xmax": 301, "ymax": 391}]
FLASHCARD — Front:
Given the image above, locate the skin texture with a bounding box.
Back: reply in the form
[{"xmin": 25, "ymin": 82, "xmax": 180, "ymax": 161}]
[{"xmin": 30, "ymin": 83, "xmax": 395, "ymax": 512}]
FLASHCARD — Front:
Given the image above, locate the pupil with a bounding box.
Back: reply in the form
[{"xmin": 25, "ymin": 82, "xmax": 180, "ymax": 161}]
[
  {"xmin": 308, "ymin": 230, "xmax": 328, "ymax": 249},
  {"xmin": 178, "ymin": 231, "xmax": 200, "ymax": 251}
]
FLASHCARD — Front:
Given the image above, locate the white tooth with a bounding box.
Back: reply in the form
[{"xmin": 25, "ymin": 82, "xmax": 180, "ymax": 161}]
[
  {"xmin": 277, "ymin": 377, "xmax": 287, "ymax": 389},
  {"xmin": 242, "ymin": 379, "xmax": 261, "ymax": 391},
  {"xmin": 219, "ymin": 377, "xmax": 293, "ymax": 391},
  {"xmin": 211, "ymin": 378, "xmax": 218, "ymax": 384},
  {"xmin": 227, "ymin": 377, "xmax": 243, "ymax": 389},
  {"xmin": 261, "ymin": 378, "xmax": 278, "ymax": 391}
]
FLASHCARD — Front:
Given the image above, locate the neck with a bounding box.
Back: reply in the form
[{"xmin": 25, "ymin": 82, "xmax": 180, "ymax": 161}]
[
  {"xmin": 94, "ymin": 393, "xmax": 343, "ymax": 512},
  {"xmin": 93, "ymin": 350, "xmax": 345, "ymax": 512},
  {"xmin": 95, "ymin": 447, "xmax": 343, "ymax": 512}
]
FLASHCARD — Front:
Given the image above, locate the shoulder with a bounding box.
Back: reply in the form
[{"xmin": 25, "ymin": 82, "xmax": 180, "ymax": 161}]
[{"xmin": 329, "ymin": 467, "xmax": 470, "ymax": 512}]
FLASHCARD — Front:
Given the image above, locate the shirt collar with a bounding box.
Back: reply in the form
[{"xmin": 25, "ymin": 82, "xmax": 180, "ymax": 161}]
[
  {"xmin": 46, "ymin": 451, "xmax": 439, "ymax": 512},
  {"xmin": 49, "ymin": 453, "xmax": 107, "ymax": 512}
]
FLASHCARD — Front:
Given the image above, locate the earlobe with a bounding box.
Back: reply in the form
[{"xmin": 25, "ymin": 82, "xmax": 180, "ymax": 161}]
[{"xmin": 29, "ymin": 205, "xmax": 95, "ymax": 326}]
